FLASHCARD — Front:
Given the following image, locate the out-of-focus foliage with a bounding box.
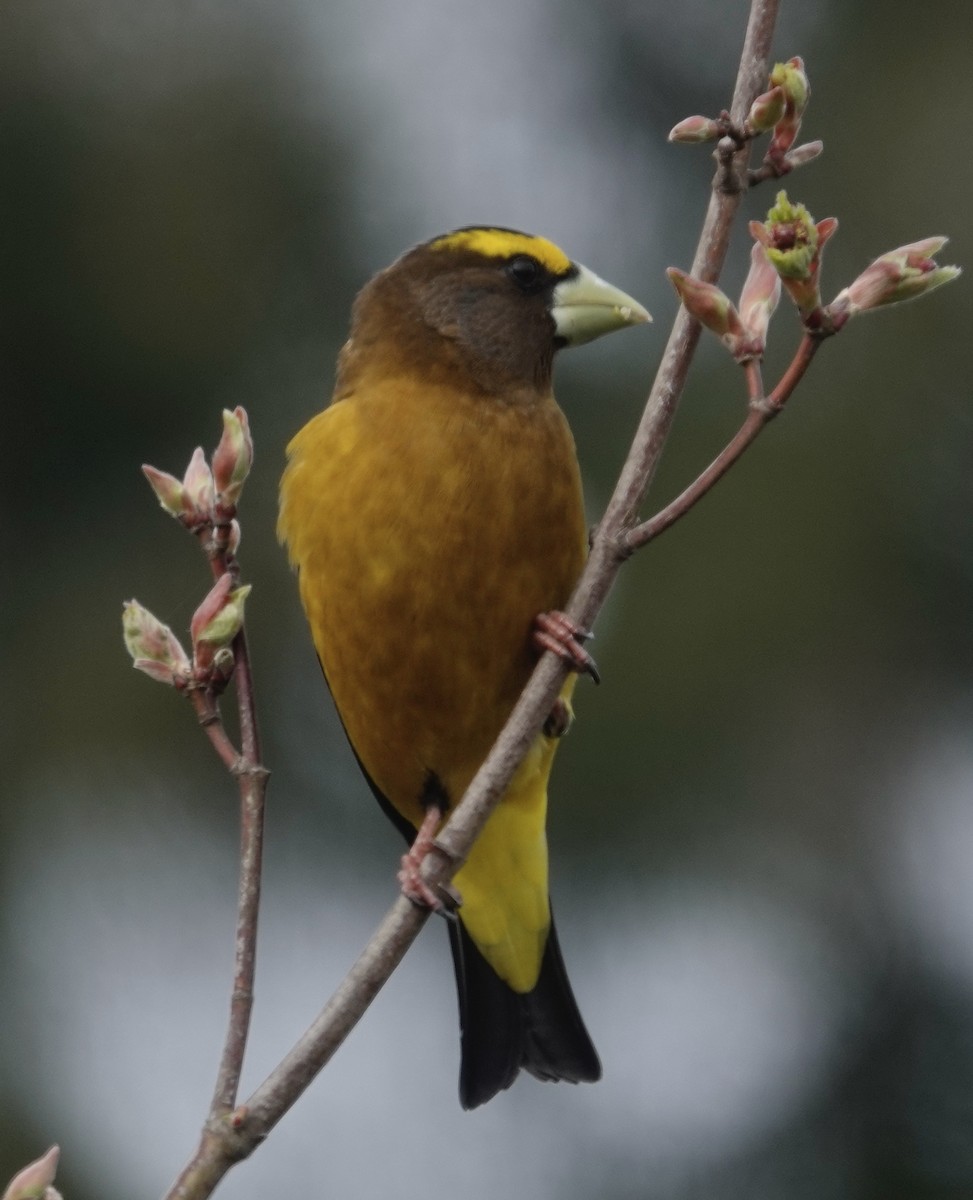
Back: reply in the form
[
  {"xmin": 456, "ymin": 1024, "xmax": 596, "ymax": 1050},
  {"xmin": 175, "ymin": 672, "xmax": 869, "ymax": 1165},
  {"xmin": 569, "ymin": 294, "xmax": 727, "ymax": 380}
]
[{"xmin": 2, "ymin": 3, "xmax": 971, "ymax": 1199}]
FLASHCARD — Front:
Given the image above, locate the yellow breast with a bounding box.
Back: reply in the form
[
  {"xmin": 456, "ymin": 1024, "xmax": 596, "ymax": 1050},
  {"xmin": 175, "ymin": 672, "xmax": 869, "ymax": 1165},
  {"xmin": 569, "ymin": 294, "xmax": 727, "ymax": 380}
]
[{"xmin": 279, "ymin": 374, "xmax": 586, "ymax": 990}]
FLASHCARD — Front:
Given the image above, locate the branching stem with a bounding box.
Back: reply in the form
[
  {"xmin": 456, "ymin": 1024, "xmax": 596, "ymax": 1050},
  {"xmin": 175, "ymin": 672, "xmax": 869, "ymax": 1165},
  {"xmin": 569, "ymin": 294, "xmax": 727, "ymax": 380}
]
[
  {"xmin": 188, "ymin": 691, "xmax": 242, "ymax": 774},
  {"xmin": 197, "ymin": 539, "xmax": 269, "ymax": 1120},
  {"xmin": 626, "ymin": 332, "xmax": 821, "ymax": 549}
]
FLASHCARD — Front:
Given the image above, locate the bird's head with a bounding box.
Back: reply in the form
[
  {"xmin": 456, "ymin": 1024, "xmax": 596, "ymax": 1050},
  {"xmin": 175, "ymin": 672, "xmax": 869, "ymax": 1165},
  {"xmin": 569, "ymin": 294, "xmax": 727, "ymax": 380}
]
[{"xmin": 344, "ymin": 226, "xmax": 650, "ymax": 394}]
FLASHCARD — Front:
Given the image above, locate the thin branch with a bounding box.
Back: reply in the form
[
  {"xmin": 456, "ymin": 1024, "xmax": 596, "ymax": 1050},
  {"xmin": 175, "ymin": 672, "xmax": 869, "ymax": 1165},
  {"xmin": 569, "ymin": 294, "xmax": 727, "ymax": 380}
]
[
  {"xmin": 246, "ymin": 894, "xmax": 425, "ymax": 1125},
  {"xmin": 188, "ymin": 690, "xmax": 243, "ymax": 774},
  {"xmin": 186, "ymin": 528, "xmax": 270, "ymax": 1118},
  {"xmin": 208, "ymin": 695, "xmax": 267, "ymax": 1117},
  {"xmin": 205, "ymin": 576, "xmax": 268, "ymax": 1118},
  {"xmin": 163, "ymin": 4, "xmax": 780, "ymax": 1194},
  {"xmin": 627, "ymin": 405, "xmax": 769, "ymax": 549},
  {"xmin": 585, "ymin": 0, "xmax": 779, "ymax": 553},
  {"xmin": 765, "ymin": 328, "xmax": 820, "ymax": 406},
  {"xmin": 625, "ymin": 331, "xmax": 821, "ymax": 550},
  {"xmin": 744, "ymin": 357, "xmax": 765, "ymax": 404}
]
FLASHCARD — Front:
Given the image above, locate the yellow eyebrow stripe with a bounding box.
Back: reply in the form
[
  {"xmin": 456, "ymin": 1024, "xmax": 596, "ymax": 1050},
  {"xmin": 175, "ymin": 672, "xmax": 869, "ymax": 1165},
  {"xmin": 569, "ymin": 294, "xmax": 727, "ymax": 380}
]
[{"xmin": 430, "ymin": 228, "xmax": 573, "ymax": 276}]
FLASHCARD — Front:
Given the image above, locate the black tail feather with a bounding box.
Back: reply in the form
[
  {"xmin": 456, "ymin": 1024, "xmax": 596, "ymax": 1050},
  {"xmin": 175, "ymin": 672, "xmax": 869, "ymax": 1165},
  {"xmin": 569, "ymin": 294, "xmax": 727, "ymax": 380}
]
[
  {"xmin": 447, "ymin": 914, "xmax": 601, "ymax": 1109},
  {"xmin": 341, "ymin": 730, "xmax": 600, "ymax": 1109}
]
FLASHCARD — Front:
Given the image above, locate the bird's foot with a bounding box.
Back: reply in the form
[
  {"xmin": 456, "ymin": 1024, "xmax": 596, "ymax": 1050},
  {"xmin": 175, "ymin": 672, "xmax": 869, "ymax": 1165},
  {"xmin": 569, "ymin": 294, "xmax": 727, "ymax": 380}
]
[
  {"xmin": 532, "ymin": 611, "xmax": 600, "ymax": 684},
  {"xmin": 398, "ymin": 805, "xmax": 461, "ymax": 915}
]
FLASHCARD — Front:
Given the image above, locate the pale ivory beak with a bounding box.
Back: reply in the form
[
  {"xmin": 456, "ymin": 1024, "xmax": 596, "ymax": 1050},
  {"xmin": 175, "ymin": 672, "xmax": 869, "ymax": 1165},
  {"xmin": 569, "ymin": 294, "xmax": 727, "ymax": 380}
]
[{"xmin": 551, "ymin": 262, "xmax": 651, "ymax": 346}]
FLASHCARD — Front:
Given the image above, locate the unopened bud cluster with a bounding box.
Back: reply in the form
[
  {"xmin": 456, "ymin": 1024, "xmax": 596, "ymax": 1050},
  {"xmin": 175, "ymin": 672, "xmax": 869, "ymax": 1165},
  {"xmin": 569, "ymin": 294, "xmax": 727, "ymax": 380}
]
[
  {"xmin": 669, "ymin": 55, "xmax": 822, "ymax": 178},
  {"xmin": 668, "ymin": 241, "xmax": 781, "ymax": 362},
  {"xmin": 123, "ymin": 573, "xmax": 250, "ymax": 691},
  {"xmin": 756, "ymin": 191, "xmax": 958, "ymax": 332},
  {"xmin": 764, "ymin": 58, "xmax": 810, "ymax": 164},
  {"xmin": 143, "ymin": 406, "xmax": 253, "ymax": 540},
  {"xmin": 750, "ymin": 191, "xmax": 838, "ymax": 323},
  {"xmin": 669, "ymin": 187, "xmax": 958, "ymax": 358},
  {"xmin": 125, "ymin": 408, "xmax": 256, "ymax": 693},
  {"xmin": 829, "ymin": 237, "xmax": 960, "ymax": 329}
]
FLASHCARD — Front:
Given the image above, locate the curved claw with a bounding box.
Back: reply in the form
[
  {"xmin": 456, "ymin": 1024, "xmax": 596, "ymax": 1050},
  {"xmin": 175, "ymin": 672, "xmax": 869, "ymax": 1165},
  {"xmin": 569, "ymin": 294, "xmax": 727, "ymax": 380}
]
[{"xmin": 532, "ymin": 610, "xmax": 601, "ymax": 684}]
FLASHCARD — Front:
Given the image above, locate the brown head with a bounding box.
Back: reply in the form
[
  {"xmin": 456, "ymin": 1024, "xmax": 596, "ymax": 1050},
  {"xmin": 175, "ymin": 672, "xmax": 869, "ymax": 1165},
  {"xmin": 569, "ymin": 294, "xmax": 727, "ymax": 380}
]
[{"xmin": 336, "ymin": 226, "xmax": 650, "ymax": 397}]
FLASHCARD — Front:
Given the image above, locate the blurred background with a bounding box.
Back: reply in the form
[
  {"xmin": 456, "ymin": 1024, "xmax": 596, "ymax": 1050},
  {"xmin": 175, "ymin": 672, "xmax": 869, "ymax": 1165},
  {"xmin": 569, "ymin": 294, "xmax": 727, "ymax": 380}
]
[{"xmin": 2, "ymin": 1, "xmax": 971, "ymax": 1197}]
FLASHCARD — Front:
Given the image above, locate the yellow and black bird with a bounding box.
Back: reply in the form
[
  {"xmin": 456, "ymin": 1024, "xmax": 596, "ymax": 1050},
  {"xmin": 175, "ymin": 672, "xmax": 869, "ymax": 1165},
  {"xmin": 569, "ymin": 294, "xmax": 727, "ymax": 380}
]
[{"xmin": 278, "ymin": 227, "xmax": 649, "ymax": 1108}]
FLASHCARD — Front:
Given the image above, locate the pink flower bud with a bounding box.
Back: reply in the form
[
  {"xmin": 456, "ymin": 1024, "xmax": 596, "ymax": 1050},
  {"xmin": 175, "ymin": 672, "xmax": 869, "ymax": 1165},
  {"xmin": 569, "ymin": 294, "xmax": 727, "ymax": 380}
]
[
  {"xmin": 830, "ymin": 237, "xmax": 961, "ymax": 320},
  {"xmin": 668, "ymin": 115, "xmax": 722, "ymax": 144},
  {"xmin": 784, "ymin": 140, "xmax": 823, "ymax": 170},
  {"xmin": 737, "ymin": 243, "xmax": 782, "ymax": 354},
  {"xmin": 122, "ymin": 601, "xmax": 191, "ymax": 684},
  {"xmin": 190, "ymin": 573, "xmax": 232, "ymax": 644},
  {"xmin": 226, "ymin": 519, "xmax": 242, "ymax": 557},
  {"xmin": 191, "ymin": 574, "xmax": 251, "ymax": 671},
  {"xmin": 212, "ymin": 407, "xmax": 254, "ymax": 509},
  {"xmin": 142, "ymin": 465, "xmax": 186, "ymax": 518},
  {"xmin": 2, "ymin": 1146, "xmax": 59, "ymax": 1200},
  {"xmin": 767, "ymin": 57, "xmax": 811, "ymax": 160},
  {"xmin": 182, "ymin": 447, "xmax": 215, "ymax": 522},
  {"xmin": 745, "ymin": 87, "xmax": 785, "ymax": 135},
  {"xmin": 667, "ymin": 268, "xmax": 745, "ymax": 344}
]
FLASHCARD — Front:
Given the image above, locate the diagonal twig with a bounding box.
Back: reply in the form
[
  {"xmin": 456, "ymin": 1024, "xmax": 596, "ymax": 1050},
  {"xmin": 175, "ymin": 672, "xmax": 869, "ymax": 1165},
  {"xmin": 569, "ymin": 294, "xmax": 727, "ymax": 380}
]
[
  {"xmin": 197, "ymin": 535, "xmax": 270, "ymax": 1119},
  {"xmin": 626, "ymin": 330, "xmax": 822, "ymax": 550}
]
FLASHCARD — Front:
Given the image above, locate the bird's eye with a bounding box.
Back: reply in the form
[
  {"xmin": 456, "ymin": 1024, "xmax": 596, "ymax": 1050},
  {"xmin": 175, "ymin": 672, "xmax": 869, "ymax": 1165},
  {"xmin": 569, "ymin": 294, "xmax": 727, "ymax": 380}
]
[{"xmin": 506, "ymin": 255, "xmax": 543, "ymax": 290}]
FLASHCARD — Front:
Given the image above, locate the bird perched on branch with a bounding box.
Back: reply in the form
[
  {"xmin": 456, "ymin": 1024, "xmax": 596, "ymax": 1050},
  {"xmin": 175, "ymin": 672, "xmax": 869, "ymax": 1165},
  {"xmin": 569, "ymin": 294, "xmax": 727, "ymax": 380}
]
[{"xmin": 279, "ymin": 226, "xmax": 649, "ymax": 1107}]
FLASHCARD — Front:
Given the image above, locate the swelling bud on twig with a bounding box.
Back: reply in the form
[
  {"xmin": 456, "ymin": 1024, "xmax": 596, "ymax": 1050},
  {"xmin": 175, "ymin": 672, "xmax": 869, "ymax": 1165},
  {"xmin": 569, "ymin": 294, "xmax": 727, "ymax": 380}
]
[
  {"xmin": 828, "ymin": 237, "xmax": 961, "ymax": 327},
  {"xmin": 142, "ymin": 464, "xmax": 186, "ymax": 518},
  {"xmin": 767, "ymin": 56, "xmax": 810, "ymax": 161},
  {"xmin": 191, "ymin": 573, "xmax": 251, "ymax": 672},
  {"xmin": 737, "ymin": 242, "xmax": 782, "ymax": 354},
  {"xmin": 2, "ymin": 1145, "xmax": 60, "ymax": 1200},
  {"xmin": 751, "ymin": 191, "xmax": 837, "ymax": 324},
  {"xmin": 143, "ymin": 407, "xmax": 253, "ymax": 534},
  {"xmin": 783, "ymin": 140, "xmax": 823, "ymax": 170},
  {"xmin": 183, "ymin": 447, "xmax": 216, "ymax": 520},
  {"xmin": 668, "ymin": 258, "xmax": 778, "ymax": 363},
  {"xmin": 123, "ymin": 600, "xmax": 191, "ymax": 686},
  {"xmin": 668, "ymin": 115, "xmax": 722, "ymax": 143},
  {"xmin": 667, "ymin": 268, "xmax": 744, "ymax": 343},
  {"xmin": 142, "ymin": 448, "xmax": 215, "ymax": 528},
  {"xmin": 745, "ymin": 86, "xmax": 785, "ymax": 135},
  {"xmin": 211, "ymin": 645, "xmax": 237, "ymax": 685},
  {"xmin": 212, "ymin": 407, "xmax": 254, "ymax": 510}
]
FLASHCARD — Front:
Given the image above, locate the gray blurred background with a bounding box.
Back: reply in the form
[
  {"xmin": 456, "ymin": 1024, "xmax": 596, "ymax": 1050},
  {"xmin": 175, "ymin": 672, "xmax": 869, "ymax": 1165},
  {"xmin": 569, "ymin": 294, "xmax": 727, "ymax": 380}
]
[{"xmin": 2, "ymin": 2, "xmax": 972, "ymax": 1197}]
